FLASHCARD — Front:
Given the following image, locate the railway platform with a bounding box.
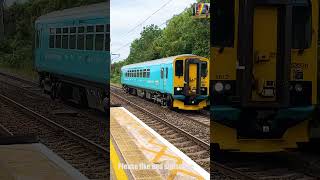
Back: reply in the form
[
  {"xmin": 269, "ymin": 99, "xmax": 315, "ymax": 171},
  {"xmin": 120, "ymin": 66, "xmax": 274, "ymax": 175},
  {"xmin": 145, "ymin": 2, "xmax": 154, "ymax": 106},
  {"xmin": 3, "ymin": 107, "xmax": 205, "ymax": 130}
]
[
  {"xmin": 0, "ymin": 136, "xmax": 88, "ymax": 180},
  {"xmin": 110, "ymin": 107, "xmax": 209, "ymax": 180}
]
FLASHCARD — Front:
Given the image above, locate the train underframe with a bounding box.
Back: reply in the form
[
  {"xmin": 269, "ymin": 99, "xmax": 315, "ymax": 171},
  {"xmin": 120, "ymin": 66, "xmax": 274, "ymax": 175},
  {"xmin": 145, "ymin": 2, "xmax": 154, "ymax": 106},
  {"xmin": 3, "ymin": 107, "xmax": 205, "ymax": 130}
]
[
  {"xmin": 211, "ymin": 106, "xmax": 314, "ymax": 152},
  {"xmin": 122, "ymin": 85, "xmax": 208, "ymax": 110},
  {"xmin": 38, "ymin": 72, "xmax": 109, "ymax": 113}
]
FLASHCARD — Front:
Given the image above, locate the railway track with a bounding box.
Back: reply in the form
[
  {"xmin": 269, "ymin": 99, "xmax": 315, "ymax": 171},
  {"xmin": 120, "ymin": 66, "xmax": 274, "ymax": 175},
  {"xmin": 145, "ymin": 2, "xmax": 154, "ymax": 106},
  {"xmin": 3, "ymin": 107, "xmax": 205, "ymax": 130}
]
[
  {"xmin": 0, "ymin": 93, "xmax": 108, "ymax": 179},
  {"xmin": 0, "ymin": 71, "xmax": 107, "ymax": 148},
  {"xmin": 110, "ymin": 88, "xmax": 210, "ymax": 172},
  {"xmin": 212, "ymin": 152, "xmax": 320, "ymax": 180},
  {"xmin": 110, "ymin": 85, "xmax": 210, "ymax": 140}
]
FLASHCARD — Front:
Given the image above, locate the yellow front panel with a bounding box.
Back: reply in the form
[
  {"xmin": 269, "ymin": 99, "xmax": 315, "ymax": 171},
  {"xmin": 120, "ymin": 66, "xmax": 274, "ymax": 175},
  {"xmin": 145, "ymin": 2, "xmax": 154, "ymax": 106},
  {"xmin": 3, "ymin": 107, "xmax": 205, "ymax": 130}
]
[
  {"xmin": 188, "ymin": 64, "xmax": 198, "ymax": 94},
  {"xmin": 252, "ymin": 7, "xmax": 278, "ymax": 102},
  {"xmin": 173, "ymin": 56, "xmax": 209, "ymax": 95},
  {"xmin": 290, "ymin": 0, "xmax": 318, "ymax": 105}
]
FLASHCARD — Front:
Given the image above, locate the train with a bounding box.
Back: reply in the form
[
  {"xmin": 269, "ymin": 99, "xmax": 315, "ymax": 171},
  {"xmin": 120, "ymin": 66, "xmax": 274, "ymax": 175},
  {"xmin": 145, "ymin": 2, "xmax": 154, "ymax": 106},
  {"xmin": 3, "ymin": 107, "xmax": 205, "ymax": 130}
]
[
  {"xmin": 34, "ymin": 2, "xmax": 110, "ymax": 112},
  {"xmin": 210, "ymin": 0, "xmax": 319, "ymax": 152},
  {"xmin": 121, "ymin": 54, "xmax": 210, "ymax": 110}
]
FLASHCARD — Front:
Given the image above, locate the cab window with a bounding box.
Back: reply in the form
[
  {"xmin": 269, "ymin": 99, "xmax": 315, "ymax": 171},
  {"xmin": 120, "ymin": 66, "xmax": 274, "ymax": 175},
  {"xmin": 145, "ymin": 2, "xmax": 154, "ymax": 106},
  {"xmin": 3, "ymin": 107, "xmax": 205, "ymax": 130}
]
[
  {"xmin": 211, "ymin": 0, "xmax": 234, "ymax": 47},
  {"xmin": 175, "ymin": 60, "xmax": 183, "ymax": 76},
  {"xmin": 201, "ymin": 62, "xmax": 208, "ymax": 77}
]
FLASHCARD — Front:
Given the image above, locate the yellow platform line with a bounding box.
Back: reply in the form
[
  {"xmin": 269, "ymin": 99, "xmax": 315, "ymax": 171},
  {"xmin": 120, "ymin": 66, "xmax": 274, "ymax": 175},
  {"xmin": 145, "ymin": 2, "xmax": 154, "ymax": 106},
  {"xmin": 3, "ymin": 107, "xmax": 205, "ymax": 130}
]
[{"xmin": 110, "ymin": 140, "xmax": 128, "ymax": 180}]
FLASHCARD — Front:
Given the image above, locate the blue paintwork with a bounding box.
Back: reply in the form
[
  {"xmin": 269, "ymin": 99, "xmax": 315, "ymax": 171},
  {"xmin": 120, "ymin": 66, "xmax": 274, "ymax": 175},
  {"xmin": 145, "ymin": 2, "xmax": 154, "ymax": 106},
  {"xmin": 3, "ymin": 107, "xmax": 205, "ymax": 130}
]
[
  {"xmin": 121, "ymin": 56, "xmax": 176, "ymax": 94},
  {"xmin": 34, "ymin": 3, "xmax": 109, "ymax": 85}
]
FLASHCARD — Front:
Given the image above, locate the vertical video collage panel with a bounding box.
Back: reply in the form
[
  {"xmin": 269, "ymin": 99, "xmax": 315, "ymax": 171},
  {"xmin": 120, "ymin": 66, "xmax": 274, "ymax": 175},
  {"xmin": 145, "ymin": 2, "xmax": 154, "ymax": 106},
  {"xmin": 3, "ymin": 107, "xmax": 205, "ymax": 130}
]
[
  {"xmin": 110, "ymin": 0, "xmax": 210, "ymax": 179},
  {"xmin": 0, "ymin": 0, "xmax": 110, "ymax": 180}
]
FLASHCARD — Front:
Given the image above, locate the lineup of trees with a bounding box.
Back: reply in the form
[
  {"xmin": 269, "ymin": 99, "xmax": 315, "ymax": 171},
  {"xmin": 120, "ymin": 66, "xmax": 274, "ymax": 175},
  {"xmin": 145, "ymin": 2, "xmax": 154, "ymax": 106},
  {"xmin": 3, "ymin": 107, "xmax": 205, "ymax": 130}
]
[
  {"xmin": 0, "ymin": 0, "xmax": 104, "ymax": 75},
  {"xmin": 111, "ymin": 6, "xmax": 210, "ymax": 84}
]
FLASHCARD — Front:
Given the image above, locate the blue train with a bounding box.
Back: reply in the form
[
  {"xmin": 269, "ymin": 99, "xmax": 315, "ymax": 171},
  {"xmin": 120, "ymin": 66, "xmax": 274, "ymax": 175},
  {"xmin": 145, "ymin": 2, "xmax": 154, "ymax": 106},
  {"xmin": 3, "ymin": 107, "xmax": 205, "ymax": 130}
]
[
  {"xmin": 121, "ymin": 55, "xmax": 209, "ymax": 110},
  {"xmin": 34, "ymin": 2, "xmax": 110, "ymax": 112}
]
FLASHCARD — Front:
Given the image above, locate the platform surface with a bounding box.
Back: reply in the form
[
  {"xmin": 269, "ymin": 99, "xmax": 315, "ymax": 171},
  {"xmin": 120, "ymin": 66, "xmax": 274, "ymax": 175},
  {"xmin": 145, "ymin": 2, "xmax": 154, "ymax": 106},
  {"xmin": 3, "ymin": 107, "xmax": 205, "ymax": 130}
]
[
  {"xmin": 110, "ymin": 107, "xmax": 209, "ymax": 180},
  {"xmin": 0, "ymin": 143, "xmax": 88, "ymax": 180}
]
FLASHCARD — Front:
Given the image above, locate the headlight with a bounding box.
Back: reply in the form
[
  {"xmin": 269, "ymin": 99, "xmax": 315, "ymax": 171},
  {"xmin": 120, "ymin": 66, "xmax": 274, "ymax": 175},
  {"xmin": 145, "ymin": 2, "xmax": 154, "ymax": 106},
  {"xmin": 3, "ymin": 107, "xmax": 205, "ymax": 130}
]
[
  {"xmin": 214, "ymin": 82, "xmax": 224, "ymax": 92},
  {"xmin": 177, "ymin": 87, "xmax": 182, "ymax": 91},
  {"xmin": 225, "ymin": 83, "xmax": 231, "ymax": 91},
  {"xmin": 295, "ymin": 84, "xmax": 303, "ymax": 92}
]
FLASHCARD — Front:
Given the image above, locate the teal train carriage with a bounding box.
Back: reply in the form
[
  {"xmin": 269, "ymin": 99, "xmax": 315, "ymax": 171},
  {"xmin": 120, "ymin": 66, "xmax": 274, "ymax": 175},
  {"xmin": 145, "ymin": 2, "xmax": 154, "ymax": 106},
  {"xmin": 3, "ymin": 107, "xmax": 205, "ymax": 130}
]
[
  {"xmin": 121, "ymin": 55, "xmax": 210, "ymax": 110},
  {"xmin": 34, "ymin": 2, "xmax": 110, "ymax": 112}
]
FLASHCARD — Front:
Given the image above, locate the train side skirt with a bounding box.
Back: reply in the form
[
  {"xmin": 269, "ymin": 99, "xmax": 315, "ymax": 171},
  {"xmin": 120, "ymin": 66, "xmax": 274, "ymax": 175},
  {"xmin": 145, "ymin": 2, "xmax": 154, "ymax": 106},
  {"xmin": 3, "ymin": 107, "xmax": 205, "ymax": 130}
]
[{"xmin": 110, "ymin": 107, "xmax": 209, "ymax": 179}]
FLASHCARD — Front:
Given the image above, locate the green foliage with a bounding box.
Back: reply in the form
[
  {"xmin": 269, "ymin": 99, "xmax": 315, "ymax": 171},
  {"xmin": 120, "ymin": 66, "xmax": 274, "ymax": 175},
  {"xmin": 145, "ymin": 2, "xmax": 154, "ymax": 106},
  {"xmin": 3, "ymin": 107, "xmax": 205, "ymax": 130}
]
[
  {"xmin": 111, "ymin": 6, "xmax": 209, "ymax": 84},
  {"xmin": 0, "ymin": 0, "xmax": 105, "ymax": 77}
]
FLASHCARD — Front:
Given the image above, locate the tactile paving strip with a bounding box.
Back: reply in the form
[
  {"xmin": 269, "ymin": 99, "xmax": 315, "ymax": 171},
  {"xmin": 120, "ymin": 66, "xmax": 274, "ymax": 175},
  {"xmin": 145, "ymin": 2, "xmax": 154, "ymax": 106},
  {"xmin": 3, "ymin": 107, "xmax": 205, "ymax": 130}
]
[{"xmin": 110, "ymin": 107, "xmax": 209, "ymax": 180}]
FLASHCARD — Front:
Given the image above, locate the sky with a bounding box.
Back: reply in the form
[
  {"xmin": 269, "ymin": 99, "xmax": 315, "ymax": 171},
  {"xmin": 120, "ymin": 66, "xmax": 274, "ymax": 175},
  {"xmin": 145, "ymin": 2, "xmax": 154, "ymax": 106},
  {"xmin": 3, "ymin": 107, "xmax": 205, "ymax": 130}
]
[{"xmin": 111, "ymin": 0, "xmax": 196, "ymax": 63}]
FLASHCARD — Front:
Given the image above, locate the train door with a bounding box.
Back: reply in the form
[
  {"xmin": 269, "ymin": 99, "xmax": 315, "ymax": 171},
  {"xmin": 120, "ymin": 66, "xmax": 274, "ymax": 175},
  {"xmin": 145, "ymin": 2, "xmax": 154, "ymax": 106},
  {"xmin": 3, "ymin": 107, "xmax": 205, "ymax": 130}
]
[
  {"xmin": 251, "ymin": 6, "xmax": 278, "ymax": 102},
  {"xmin": 160, "ymin": 65, "xmax": 165, "ymax": 92},
  {"xmin": 163, "ymin": 65, "xmax": 168, "ymax": 91},
  {"xmin": 239, "ymin": 1, "xmax": 292, "ymax": 107},
  {"xmin": 185, "ymin": 59, "xmax": 201, "ymax": 96}
]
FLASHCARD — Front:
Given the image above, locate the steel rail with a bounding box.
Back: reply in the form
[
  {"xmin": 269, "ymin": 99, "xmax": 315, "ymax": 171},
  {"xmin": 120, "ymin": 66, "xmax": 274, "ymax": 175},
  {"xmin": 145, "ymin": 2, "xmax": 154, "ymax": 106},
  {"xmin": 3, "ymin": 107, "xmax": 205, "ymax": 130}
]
[
  {"xmin": 0, "ymin": 94, "xmax": 109, "ymax": 156},
  {"xmin": 110, "ymin": 85, "xmax": 210, "ymax": 128},
  {"xmin": 111, "ymin": 90, "xmax": 210, "ymax": 149},
  {"xmin": 212, "ymin": 162, "xmax": 257, "ymax": 180}
]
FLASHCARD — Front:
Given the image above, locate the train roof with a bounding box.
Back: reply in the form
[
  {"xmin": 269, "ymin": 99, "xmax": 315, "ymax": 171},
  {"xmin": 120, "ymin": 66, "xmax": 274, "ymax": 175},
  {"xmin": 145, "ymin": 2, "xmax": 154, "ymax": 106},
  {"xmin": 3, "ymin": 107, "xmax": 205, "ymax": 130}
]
[
  {"xmin": 121, "ymin": 54, "xmax": 199, "ymax": 69},
  {"xmin": 36, "ymin": 2, "xmax": 109, "ymax": 23}
]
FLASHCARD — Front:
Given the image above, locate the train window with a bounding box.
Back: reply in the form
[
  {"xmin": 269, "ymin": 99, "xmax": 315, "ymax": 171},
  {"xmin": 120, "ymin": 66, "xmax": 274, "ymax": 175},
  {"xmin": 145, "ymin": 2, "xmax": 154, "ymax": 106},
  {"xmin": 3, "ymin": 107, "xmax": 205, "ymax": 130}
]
[
  {"xmin": 105, "ymin": 33, "xmax": 110, "ymax": 51},
  {"xmin": 140, "ymin": 70, "xmax": 143, "ymax": 77},
  {"xmin": 201, "ymin": 62, "xmax": 208, "ymax": 77},
  {"xmin": 86, "ymin": 34, "xmax": 94, "ymax": 50},
  {"xmin": 161, "ymin": 68, "xmax": 164, "ymax": 79},
  {"xmin": 78, "ymin": 27, "xmax": 85, "ymax": 33},
  {"xmin": 96, "ymin": 25, "xmax": 104, "ymax": 32},
  {"xmin": 165, "ymin": 67, "xmax": 168, "ymax": 79},
  {"xmin": 55, "ymin": 28, "xmax": 62, "ymax": 48},
  {"xmin": 77, "ymin": 34, "xmax": 85, "ymax": 50},
  {"xmin": 70, "ymin": 27, "xmax": 76, "ymax": 33},
  {"xmin": 147, "ymin": 69, "xmax": 150, "ymax": 78},
  {"xmin": 211, "ymin": 0, "xmax": 234, "ymax": 47},
  {"xmin": 143, "ymin": 69, "xmax": 147, "ymax": 78},
  {"xmin": 87, "ymin": 26, "xmax": 94, "ymax": 33},
  {"xmin": 62, "ymin": 35, "xmax": 68, "ymax": 49},
  {"xmin": 55, "ymin": 35, "xmax": 61, "ymax": 48},
  {"xmin": 63, "ymin": 28, "xmax": 68, "ymax": 34},
  {"xmin": 95, "ymin": 34, "xmax": 104, "ymax": 51},
  {"xmin": 56, "ymin": 28, "xmax": 61, "ymax": 34},
  {"xmin": 292, "ymin": 4, "xmax": 312, "ymax": 49},
  {"xmin": 49, "ymin": 35, "xmax": 54, "ymax": 48},
  {"xmin": 106, "ymin": 24, "xmax": 110, "ymax": 32},
  {"xmin": 69, "ymin": 35, "xmax": 76, "ymax": 49},
  {"xmin": 50, "ymin": 28, "xmax": 55, "ymax": 34},
  {"xmin": 175, "ymin": 60, "xmax": 183, "ymax": 76}
]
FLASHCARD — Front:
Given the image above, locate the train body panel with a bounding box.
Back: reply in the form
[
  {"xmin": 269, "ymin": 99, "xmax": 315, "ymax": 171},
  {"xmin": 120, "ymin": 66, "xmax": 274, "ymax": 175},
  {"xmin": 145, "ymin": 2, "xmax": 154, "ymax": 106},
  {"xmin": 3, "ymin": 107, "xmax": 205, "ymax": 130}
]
[
  {"xmin": 121, "ymin": 55, "xmax": 209, "ymax": 110},
  {"xmin": 211, "ymin": 0, "xmax": 318, "ymax": 152},
  {"xmin": 35, "ymin": 3, "xmax": 109, "ymax": 85},
  {"xmin": 34, "ymin": 2, "xmax": 110, "ymax": 112}
]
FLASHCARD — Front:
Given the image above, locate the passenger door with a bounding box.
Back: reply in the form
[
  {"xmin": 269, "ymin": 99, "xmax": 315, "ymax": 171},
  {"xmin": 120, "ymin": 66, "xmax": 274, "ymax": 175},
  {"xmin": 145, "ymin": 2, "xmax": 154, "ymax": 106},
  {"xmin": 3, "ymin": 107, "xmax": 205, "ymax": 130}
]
[
  {"xmin": 159, "ymin": 65, "xmax": 165, "ymax": 92},
  {"xmin": 188, "ymin": 63, "xmax": 198, "ymax": 95},
  {"xmin": 251, "ymin": 6, "xmax": 278, "ymax": 102}
]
